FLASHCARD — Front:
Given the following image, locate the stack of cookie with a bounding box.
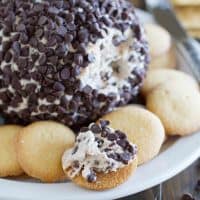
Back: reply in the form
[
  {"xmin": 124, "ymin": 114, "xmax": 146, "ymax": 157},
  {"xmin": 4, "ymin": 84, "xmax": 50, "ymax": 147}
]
[
  {"xmin": 172, "ymin": 0, "xmax": 200, "ymax": 38},
  {"xmin": 142, "ymin": 69, "xmax": 200, "ymax": 136}
]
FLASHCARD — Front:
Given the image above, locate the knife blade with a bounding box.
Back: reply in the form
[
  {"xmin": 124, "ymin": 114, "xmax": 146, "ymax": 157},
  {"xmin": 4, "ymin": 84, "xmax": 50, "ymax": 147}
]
[{"xmin": 145, "ymin": 0, "xmax": 200, "ymax": 82}]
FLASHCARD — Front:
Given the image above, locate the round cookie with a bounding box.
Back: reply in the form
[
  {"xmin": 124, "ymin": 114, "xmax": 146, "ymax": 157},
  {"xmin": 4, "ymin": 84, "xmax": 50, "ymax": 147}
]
[
  {"xmin": 149, "ymin": 46, "xmax": 177, "ymax": 69},
  {"xmin": 146, "ymin": 81, "xmax": 200, "ymax": 136},
  {"xmin": 141, "ymin": 69, "xmax": 199, "ymax": 96},
  {"xmin": 16, "ymin": 121, "xmax": 75, "ymax": 182},
  {"xmin": 69, "ymin": 161, "xmax": 137, "ymax": 190},
  {"xmin": 62, "ymin": 121, "xmax": 138, "ymax": 190},
  {"xmin": 100, "ymin": 106, "xmax": 165, "ymax": 165},
  {"xmin": 145, "ymin": 23, "xmax": 171, "ymax": 57},
  {"xmin": 0, "ymin": 125, "xmax": 24, "ymax": 177}
]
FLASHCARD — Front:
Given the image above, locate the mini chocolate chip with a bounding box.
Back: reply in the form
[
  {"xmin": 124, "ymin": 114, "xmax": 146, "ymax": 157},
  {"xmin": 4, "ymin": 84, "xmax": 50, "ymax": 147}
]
[
  {"xmin": 54, "ymin": 1, "xmax": 63, "ymax": 9},
  {"xmin": 38, "ymin": 54, "xmax": 47, "ymax": 65},
  {"xmin": 57, "ymin": 106, "xmax": 67, "ymax": 113},
  {"xmin": 120, "ymin": 152, "xmax": 131, "ymax": 164},
  {"xmin": 12, "ymin": 41, "xmax": 21, "ymax": 55},
  {"xmin": 55, "ymin": 43, "xmax": 67, "ymax": 56},
  {"xmin": 21, "ymin": 47, "xmax": 29, "ymax": 57},
  {"xmin": 107, "ymin": 133, "xmax": 117, "ymax": 141},
  {"xmin": 108, "ymin": 153, "xmax": 119, "ymax": 161},
  {"xmin": 4, "ymin": 51, "xmax": 12, "ymax": 63},
  {"xmin": 122, "ymin": 12, "xmax": 129, "ymax": 20},
  {"xmin": 82, "ymin": 85, "xmax": 93, "ymax": 94},
  {"xmin": 78, "ymin": 29, "xmax": 89, "ymax": 42},
  {"xmin": 181, "ymin": 193, "xmax": 195, "ymax": 200},
  {"xmin": 38, "ymin": 42, "xmax": 46, "ymax": 52},
  {"xmin": 104, "ymin": 148, "xmax": 111, "ymax": 152},
  {"xmin": 33, "ymin": 4, "xmax": 44, "ymax": 12},
  {"xmin": 72, "ymin": 146, "xmax": 78, "ymax": 155},
  {"xmin": 66, "ymin": 23, "xmax": 76, "ymax": 31},
  {"xmin": 99, "ymin": 120, "xmax": 110, "ymax": 128},
  {"xmin": 73, "ymin": 160, "xmax": 80, "ymax": 168},
  {"xmin": 80, "ymin": 127, "xmax": 89, "ymax": 133},
  {"xmin": 102, "ymin": 16, "xmax": 112, "ymax": 26},
  {"xmin": 48, "ymin": 6, "xmax": 59, "ymax": 14},
  {"xmin": 74, "ymin": 54, "xmax": 83, "ymax": 65},
  {"xmin": 2, "ymin": 41, "xmax": 11, "ymax": 52},
  {"xmin": 38, "ymin": 16, "xmax": 48, "ymax": 26},
  {"xmin": 134, "ymin": 25, "xmax": 141, "ymax": 40},
  {"xmin": 16, "ymin": 23, "xmax": 26, "ymax": 32},
  {"xmin": 46, "ymin": 95, "xmax": 56, "ymax": 103},
  {"xmin": 87, "ymin": 53, "xmax": 95, "ymax": 63},
  {"xmin": 47, "ymin": 37, "xmax": 56, "ymax": 47},
  {"xmin": 68, "ymin": 100, "xmax": 78, "ymax": 112},
  {"xmin": 53, "ymin": 82, "xmax": 65, "ymax": 91},
  {"xmin": 20, "ymin": 33, "xmax": 29, "ymax": 44},
  {"xmin": 65, "ymin": 13, "xmax": 74, "ymax": 23},
  {"xmin": 87, "ymin": 172, "xmax": 96, "ymax": 183},
  {"xmin": 17, "ymin": 58, "xmax": 28, "ymax": 69},
  {"xmin": 11, "ymin": 33, "xmax": 20, "ymax": 42},
  {"xmin": 60, "ymin": 68, "xmax": 70, "ymax": 80},
  {"xmin": 29, "ymin": 37, "xmax": 38, "ymax": 48},
  {"xmin": 195, "ymin": 180, "xmax": 200, "ymax": 191},
  {"xmin": 94, "ymin": 160, "xmax": 99, "ymax": 165},
  {"xmin": 64, "ymin": 33, "xmax": 73, "ymax": 43},
  {"xmin": 117, "ymin": 140, "xmax": 128, "ymax": 149},
  {"xmin": 48, "ymin": 56, "xmax": 58, "ymax": 65},
  {"xmin": 96, "ymin": 138, "xmax": 104, "ymax": 148},
  {"xmin": 35, "ymin": 28, "xmax": 44, "ymax": 38},
  {"xmin": 0, "ymin": 51, "xmax": 2, "ymax": 63},
  {"xmin": 57, "ymin": 26, "xmax": 67, "ymax": 37},
  {"xmin": 115, "ymin": 130, "xmax": 127, "ymax": 139},
  {"xmin": 112, "ymin": 35, "xmax": 123, "ymax": 46},
  {"xmin": 127, "ymin": 144, "xmax": 135, "ymax": 154},
  {"xmin": 11, "ymin": 77, "xmax": 21, "ymax": 90},
  {"xmin": 101, "ymin": 131, "xmax": 108, "ymax": 137},
  {"xmin": 31, "ymin": 53, "xmax": 39, "ymax": 62},
  {"xmin": 91, "ymin": 124, "xmax": 101, "ymax": 133}
]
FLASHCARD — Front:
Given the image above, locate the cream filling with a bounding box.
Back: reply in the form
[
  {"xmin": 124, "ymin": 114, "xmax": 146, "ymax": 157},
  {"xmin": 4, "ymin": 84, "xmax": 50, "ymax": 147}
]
[
  {"xmin": 62, "ymin": 129, "xmax": 135, "ymax": 180},
  {"xmin": 79, "ymin": 27, "xmax": 144, "ymax": 98}
]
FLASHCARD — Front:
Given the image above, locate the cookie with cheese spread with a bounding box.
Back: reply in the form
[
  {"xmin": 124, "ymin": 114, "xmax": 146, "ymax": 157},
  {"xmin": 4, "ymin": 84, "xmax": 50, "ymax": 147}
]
[{"xmin": 62, "ymin": 120, "xmax": 138, "ymax": 190}]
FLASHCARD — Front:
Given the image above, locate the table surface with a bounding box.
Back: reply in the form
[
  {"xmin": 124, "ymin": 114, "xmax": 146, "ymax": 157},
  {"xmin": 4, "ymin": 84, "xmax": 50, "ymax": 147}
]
[{"xmin": 118, "ymin": 159, "xmax": 200, "ymax": 200}]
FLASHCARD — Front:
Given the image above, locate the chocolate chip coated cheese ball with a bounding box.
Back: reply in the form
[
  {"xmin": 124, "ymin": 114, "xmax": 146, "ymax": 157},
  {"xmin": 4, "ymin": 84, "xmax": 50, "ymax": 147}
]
[{"xmin": 0, "ymin": 0, "xmax": 149, "ymax": 126}]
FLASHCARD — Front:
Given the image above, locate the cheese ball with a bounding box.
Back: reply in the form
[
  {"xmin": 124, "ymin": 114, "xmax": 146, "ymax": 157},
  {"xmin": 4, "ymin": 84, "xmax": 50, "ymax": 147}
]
[{"xmin": 0, "ymin": 0, "xmax": 149, "ymax": 126}]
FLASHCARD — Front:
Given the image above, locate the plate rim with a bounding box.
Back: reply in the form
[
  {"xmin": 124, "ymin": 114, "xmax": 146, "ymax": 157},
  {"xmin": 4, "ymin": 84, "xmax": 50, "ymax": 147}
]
[{"xmin": 0, "ymin": 9, "xmax": 200, "ymax": 200}]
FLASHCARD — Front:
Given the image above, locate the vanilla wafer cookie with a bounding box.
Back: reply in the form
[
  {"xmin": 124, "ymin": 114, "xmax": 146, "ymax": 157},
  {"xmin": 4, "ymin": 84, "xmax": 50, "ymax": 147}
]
[
  {"xmin": 16, "ymin": 121, "xmax": 75, "ymax": 182},
  {"xmin": 141, "ymin": 69, "xmax": 199, "ymax": 96},
  {"xmin": 144, "ymin": 23, "xmax": 172, "ymax": 57},
  {"xmin": 147, "ymin": 81, "xmax": 200, "ymax": 136},
  {"xmin": 0, "ymin": 125, "xmax": 24, "ymax": 177}
]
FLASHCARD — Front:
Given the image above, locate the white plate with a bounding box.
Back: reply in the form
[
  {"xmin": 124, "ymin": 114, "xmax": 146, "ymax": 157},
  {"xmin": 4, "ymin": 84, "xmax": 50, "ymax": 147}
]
[{"xmin": 1, "ymin": 10, "xmax": 200, "ymax": 200}]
